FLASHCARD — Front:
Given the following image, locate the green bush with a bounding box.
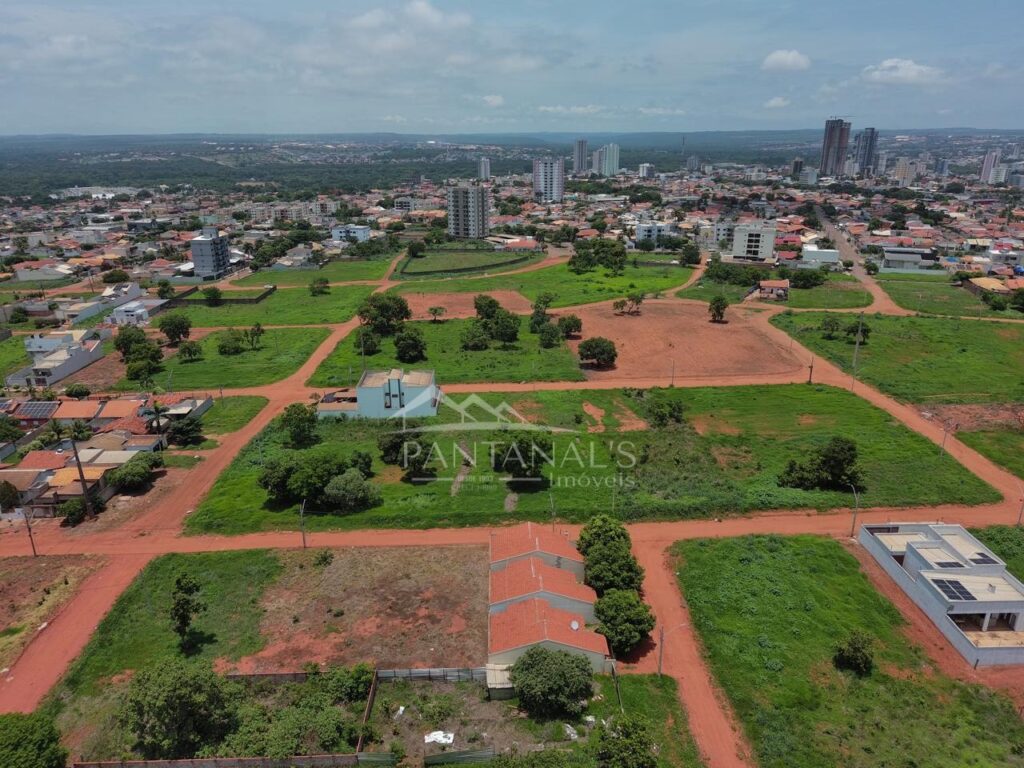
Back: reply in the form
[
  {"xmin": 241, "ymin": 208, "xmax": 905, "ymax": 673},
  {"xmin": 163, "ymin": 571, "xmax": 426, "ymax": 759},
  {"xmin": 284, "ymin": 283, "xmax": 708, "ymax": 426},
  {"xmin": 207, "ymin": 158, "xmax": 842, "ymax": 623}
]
[
  {"xmin": 585, "ymin": 541, "xmax": 644, "ymax": 595},
  {"xmin": 0, "ymin": 713, "xmax": 67, "ymax": 768},
  {"xmin": 510, "ymin": 646, "xmax": 593, "ymax": 718},
  {"xmin": 595, "ymin": 589, "xmax": 656, "ymax": 657}
]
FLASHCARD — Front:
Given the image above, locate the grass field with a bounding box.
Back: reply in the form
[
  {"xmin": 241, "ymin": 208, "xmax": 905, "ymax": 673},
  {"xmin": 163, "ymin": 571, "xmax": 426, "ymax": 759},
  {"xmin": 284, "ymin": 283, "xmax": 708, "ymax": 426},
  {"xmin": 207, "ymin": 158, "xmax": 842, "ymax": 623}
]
[
  {"xmin": 679, "ymin": 273, "xmax": 871, "ymax": 309},
  {"xmin": 116, "ymin": 327, "xmax": 329, "ymax": 389},
  {"xmin": 973, "ymin": 526, "xmax": 1024, "ymax": 580},
  {"xmin": 396, "ymin": 262, "xmax": 692, "ymax": 308},
  {"xmin": 675, "ymin": 535, "xmax": 1024, "ymax": 768},
  {"xmin": 175, "ymin": 286, "xmax": 374, "ymax": 326},
  {"xmin": 201, "ymin": 396, "xmax": 269, "ymax": 434},
  {"xmin": 401, "ymin": 249, "xmax": 531, "ymax": 276},
  {"xmin": 772, "ymin": 312, "xmax": 1024, "ymax": 403},
  {"xmin": 231, "ymin": 258, "xmax": 394, "ymax": 286},
  {"xmin": 875, "ymin": 272, "xmax": 1015, "ymax": 318},
  {"xmin": 307, "ymin": 318, "xmax": 583, "ymax": 387},
  {"xmin": 0, "ymin": 335, "xmax": 30, "ymax": 376},
  {"xmin": 958, "ymin": 429, "xmax": 1024, "ymax": 481},
  {"xmin": 186, "ymin": 384, "xmax": 996, "ymax": 535}
]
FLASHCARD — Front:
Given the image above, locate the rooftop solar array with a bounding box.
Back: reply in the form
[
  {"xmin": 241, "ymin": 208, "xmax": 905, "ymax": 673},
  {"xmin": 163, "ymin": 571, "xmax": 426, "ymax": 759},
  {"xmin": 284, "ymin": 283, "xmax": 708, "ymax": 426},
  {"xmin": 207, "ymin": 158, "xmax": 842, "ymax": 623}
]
[
  {"xmin": 16, "ymin": 401, "xmax": 59, "ymax": 419},
  {"xmin": 933, "ymin": 578, "xmax": 977, "ymax": 601},
  {"xmin": 936, "ymin": 561, "xmax": 965, "ymax": 569},
  {"xmin": 970, "ymin": 552, "xmax": 998, "ymax": 565}
]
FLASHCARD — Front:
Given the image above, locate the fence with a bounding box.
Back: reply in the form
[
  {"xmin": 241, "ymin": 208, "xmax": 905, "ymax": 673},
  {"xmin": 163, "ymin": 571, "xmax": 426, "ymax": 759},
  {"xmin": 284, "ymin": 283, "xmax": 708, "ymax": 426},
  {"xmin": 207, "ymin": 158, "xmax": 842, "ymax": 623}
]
[
  {"xmin": 375, "ymin": 667, "xmax": 487, "ymax": 683},
  {"xmin": 73, "ymin": 755, "xmax": 359, "ymax": 768},
  {"xmin": 164, "ymin": 285, "xmax": 276, "ymax": 308},
  {"xmin": 423, "ymin": 749, "xmax": 496, "ymax": 766},
  {"xmin": 398, "ymin": 253, "xmax": 534, "ymax": 277}
]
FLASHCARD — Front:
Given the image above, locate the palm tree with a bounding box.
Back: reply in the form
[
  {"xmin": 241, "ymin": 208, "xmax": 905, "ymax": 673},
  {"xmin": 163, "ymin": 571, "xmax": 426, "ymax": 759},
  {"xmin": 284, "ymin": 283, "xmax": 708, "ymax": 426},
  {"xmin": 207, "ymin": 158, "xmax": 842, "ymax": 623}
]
[
  {"xmin": 150, "ymin": 401, "xmax": 171, "ymax": 434},
  {"xmin": 49, "ymin": 419, "xmax": 96, "ymax": 519}
]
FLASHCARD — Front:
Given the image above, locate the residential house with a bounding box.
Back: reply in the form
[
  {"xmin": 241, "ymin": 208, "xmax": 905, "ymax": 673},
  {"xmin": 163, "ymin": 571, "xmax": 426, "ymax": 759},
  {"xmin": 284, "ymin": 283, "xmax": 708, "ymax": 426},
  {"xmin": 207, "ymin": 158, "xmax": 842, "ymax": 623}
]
[
  {"xmin": 758, "ymin": 279, "xmax": 790, "ymax": 301},
  {"xmin": 489, "ymin": 522, "xmax": 585, "ymax": 578},
  {"xmin": 317, "ymin": 369, "xmax": 441, "ymax": 420},
  {"xmin": 489, "ymin": 557, "xmax": 597, "ymax": 621},
  {"xmin": 487, "ymin": 598, "xmax": 610, "ymax": 673}
]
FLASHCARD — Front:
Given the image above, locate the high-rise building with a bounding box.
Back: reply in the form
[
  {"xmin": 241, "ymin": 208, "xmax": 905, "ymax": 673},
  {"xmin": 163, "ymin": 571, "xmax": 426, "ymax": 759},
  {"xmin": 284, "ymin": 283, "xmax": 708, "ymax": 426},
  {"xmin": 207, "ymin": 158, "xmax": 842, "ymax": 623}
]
[
  {"xmin": 892, "ymin": 157, "xmax": 919, "ymax": 188},
  {"xmin": 446, "ymin": 184, "xmax": 489, "ymax": 239},
  {"xmin": 798, "ymin": 168, "xmax": 819, "ymax": 186},
  {"xmin": 991, "ymin": 166, "xmax": 1009, "ymax": 184},
  {"xmin": 478, "ymin": 157, "xmax": 491, "ymax": 181},
  {"xmin": 591, "ymin": 147, "xmax": 605, "ymax": 176},
  {"xmin": 190, "ymin": 226, "xmax": 229, "ymax": 279},
  {"xmin": 791, "ymin": 157, "xmax": 805, "ymax": 177},
  {"xmin": 876, "ymin": 151, "xmax": 889, "ymax": 175},
  {"xmin": 686, "ymin": 155, "xmax": 701, "ymax": 172},
  {"xmin": 591, "ymin": 144, "xmax": 619, "ymax": 177},
  {"xmin": 936, "ymin": 159, "xmax": 950, "ymax": 178},
  {"xmin": 820, "ymin": 118, "xmax": 851, "ymax": 177},
  {"xmin": 853, "ymin": 128, "xmax": 878, "ymax": 175},
  {"xmin": 532, "ymin": 158, "xmax": 565, "ymax": 203},
  {"xmin": 638, "ymin": 163, "xmax": 655, "ymax": 179},
  {"xmin": 572, "ymin": 138, "xmax": 589, "ymax": 175},
  {"xmin": 981, "ymin": 150, "xmax": 1001, "ymax": 184}
]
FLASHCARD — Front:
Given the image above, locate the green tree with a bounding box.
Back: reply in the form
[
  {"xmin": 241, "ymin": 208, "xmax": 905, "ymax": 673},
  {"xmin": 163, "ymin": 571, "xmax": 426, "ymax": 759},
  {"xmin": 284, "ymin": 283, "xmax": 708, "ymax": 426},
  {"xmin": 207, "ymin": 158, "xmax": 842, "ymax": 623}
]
[
  {"xmin": 557, "ymin": 314, "xmax": 583, "ymax": 338},
  {"xmin": 352, "ymin": 326, "xmax": 381, "ymax": 355},
  {"xmin": 107, "ymin": 453, "xmax": 162, "ymax": 491},
  {"xmin": 102, "ymin": 268, "xmax": 130, "ymax": 284},
  {"xmin": 708, "ymin": 295, "xmax": 729, "ymax": 323},
  {"xmin": 167, "ymin": 416, "xmax": 204, "ymax": 446},
  {"xmin": 202, "ymin": 286, "xmax": 223, "ymax": 306},
  {"xmin": 474, "ymin": 294, "xmax": 501, "ymax": 320},
  {"xmin": 820, "ymin": 315, "xmax": 842, "ymax": 340},
  {"xmin": 114, "ymin": 324, "xmax": 148, "ymax": 360},
  {"xmin": 357, "ymin": 293, "xmax": 411, "ymax": 335},
  {"xmin": 578, "ymin": 514, "xmax": 631, "ymax": 557},
  {"xmin": 217, "ymin": 329, "xmax": 245, "ymax": 356},
  {"xmin": 309, "ymin": 277, "xmax": 330, "ymax": 296},
  {"xmin": 178, "ymin": 339, "xmax": 203, "ymax": 362},
  {"xmin": 510, "ymin": 646, "xmax": 593, "ymax": 718},
  {"xmin": 170, "ymin": 573, "xmax": 206, "ymax": 649},
  {"xmin": 242, "ymin": 322, "xmax": 265, "ymax": 350},
  {"xmin": 833, "ymin": 631, "xmax": 874, "ymax": 677},
  {"xmin": 460, "ymin": 320, "xmax": 491, "ymax": 351},
  {"xmin": 0, "ymin": 712, "xmax": 68, "ymax": 768},
  {"xmin": 157, "ymin": 312, "xmax": 192, "ymax": 345},
  {"xmin": 0, "ymin": 416, "xmax": 21, "ymax": 443},
  {"xmin": 0, "ymin": 480, "xmax": 20, "ymax": 510},
  {"xmin": 779, "ymin": 436, "xmax": 864, "ymax": 491},
  {"xmin": 323, "ymin": 468, "xmax": 383, "ymax": 513},
  {"xmin": 585, "ymin": 541, "xmax": 644, "ymax": 595},
  {"xmin": 595, "ymin": 714, "xmax": 656, "ymax": 768},
  {"xmin": 394, "ymin": 325, "xmax": 427, "ymax": 363},
  {"xmin": 489, "ymin": 308, "xmax": 521, "ymax": 346},
  {"xmin": 492, "ymin": 432, "xmax": 553, "ymax": 480},
  {"xmin": 119, "ymin": 659, "xmax": 235, "ymax": 759},
  {"xmin": 157, "ymin": 280, "xmax": 176, "ymax": 299},
  {"xmin": 636, "ymin": 238, "xmax": 655, "ymax": 252},
  {"xmin": 12, "ymin": 236, "xmax": 29, "ymax": 255},
  {"xmin": 64, "ymin": 382, "xmax": 91, "ymax": 399},
  {"xmin": 844, "ymin": 319, "xmax": 871, "ymax": 344},
  {"xmin": 578, "ymin": 337, "xmax": 618, "ymax": 367},
  {"xmin": 280, "ymin": 403, "xmax": 318, "ymax": 447},
  {"xmin": 407, "ymin": 240, "xmax": 427, "ymax": 258},
  {"xmin": 427, "ymin": 306, "xmax": 446, "ymax": 322},
  {"xmin": 537, "ymin": 322, "xmax": 561, "ymax": 348},
  {"xmin": 595, "ymin": 589, "xmax": 655, "ymax": 656}
]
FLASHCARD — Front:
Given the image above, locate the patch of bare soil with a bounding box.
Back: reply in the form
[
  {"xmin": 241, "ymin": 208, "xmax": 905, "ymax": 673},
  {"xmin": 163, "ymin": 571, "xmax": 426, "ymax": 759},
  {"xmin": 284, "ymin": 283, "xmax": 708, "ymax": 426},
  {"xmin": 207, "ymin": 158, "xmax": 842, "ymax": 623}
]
[
  {"xmin": 581, "ymin": 402, "xmax": 606, "ymax": 433},
  {"xmin": 504, "ymin": 493, "xmax": 518, "ymax": 512},
  {"xmin": 403, "ymin": 291, "xmax": 533, "ymax": 320},
  {"xmin": 920, "ymin": 402, "xmax": 1024, "ymax": 432},
  {"xmin": 611, "ymin": 398, "xmax": 647, "ymax": 431},
  {"xmin": 219, "ymin": 546, "xmax": 488, "ymax": 674},
  {"xmin": 689, "ymin": 414, "xmax": 742, "ymax": 436},
  {"xmin": 0, "ymin": 554, "xmax": 104, "ymax": 670}
]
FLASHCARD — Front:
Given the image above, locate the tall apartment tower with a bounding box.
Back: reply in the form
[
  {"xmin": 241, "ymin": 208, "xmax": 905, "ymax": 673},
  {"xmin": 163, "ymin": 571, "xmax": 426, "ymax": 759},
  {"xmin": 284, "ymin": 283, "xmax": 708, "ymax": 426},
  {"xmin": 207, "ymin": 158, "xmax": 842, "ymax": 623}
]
[
  {"xmin": 446, "ymin": 184, "xmax": 489, "ymax": 239},
  {"xmin": 686, "ymin": 155, "xmax": 701, "ymax": 172},
  {"xmin": 591, "ymin": 147, "xmax": 606, "ymax": 176},
  {"xmin": 791, "ymin": 157, "xmax": 805, "ymax": 177},
  {"xmin": 190, "ymin": 226, "xmax": 229, "ymax": 280},
  {"xmin": 853, "ymin": 128, "xmax": 878, "ymax": 175},
  {"xmin": 478, "ymin": 157, "xmax": 491, "ymax": 181},
  {"xmin": 592, "ymin": 144, "xmax": 620, "ymax": 177},
  {"xmin": 820, "ymin": 118, "xmax": 852, "ymax": 176},
  {"xmin": 532, "ymin": 158, "xmax": 565, "ymax": 203},
  {"xmin": 638, "ymin": 163, "xmax": 655, "ymax": 179},
  {"xmin": 572, "ymin": 138, "xmax": 589, "ymax": 175},
  {"xmin": 981, "ymin": 150, "xmax": 1001, "ymax": 184}
]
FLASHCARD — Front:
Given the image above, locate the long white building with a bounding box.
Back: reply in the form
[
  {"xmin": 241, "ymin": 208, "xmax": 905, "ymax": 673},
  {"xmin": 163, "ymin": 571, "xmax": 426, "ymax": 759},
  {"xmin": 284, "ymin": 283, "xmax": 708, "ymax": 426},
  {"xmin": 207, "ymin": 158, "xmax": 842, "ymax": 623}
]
[{"xmin": 532, "ymin": 158, "xmax": 565, "ymax": 203}]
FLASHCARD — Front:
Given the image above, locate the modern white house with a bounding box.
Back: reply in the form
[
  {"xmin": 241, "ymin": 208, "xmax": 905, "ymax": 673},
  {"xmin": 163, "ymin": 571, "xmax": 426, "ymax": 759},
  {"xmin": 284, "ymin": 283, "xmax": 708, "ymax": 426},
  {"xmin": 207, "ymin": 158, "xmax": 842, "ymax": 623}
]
[
  {"xmin": 316, "ymin": 369, "xmax": 441, "ymax": 420},
  {"xmin": 112, "ymin": 301, "xmax": 151, "ymax": 326},
  {"xmin": 6, "ymin": 336, "xmax": 107, "ymax": 388},
  {"xmin": 55, "ymin": 282, "xmax": 144, "ymax": 324},
  {"xmin": 796, "ymin": 244, "xmax": 841, "ymax": 270},
  {"xmin": 860, "ymin": 522, "xmax": 1024, "ymax": 666}
]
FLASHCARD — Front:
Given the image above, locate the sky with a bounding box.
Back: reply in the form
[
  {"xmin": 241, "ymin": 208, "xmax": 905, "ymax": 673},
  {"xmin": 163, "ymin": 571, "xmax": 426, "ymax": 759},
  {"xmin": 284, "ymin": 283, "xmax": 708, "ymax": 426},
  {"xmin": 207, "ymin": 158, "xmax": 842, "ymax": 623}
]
[{"xmin": 1, "ymin": 0, "xmax": 1022, "ymax": 135}]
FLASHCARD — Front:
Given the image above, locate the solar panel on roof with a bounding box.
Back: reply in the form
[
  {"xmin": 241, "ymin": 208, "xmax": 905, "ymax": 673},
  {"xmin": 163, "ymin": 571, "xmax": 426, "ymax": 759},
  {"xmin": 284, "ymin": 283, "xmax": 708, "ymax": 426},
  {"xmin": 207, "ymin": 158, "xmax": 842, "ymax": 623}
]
[
  {"xmin": 933, "ymin": 578, "xmax": 977, "ymax": 601},
  {"xmin": 970, "ymin": 553, "xmax": 998, "ymax": 565},
  {"xmin": 17, "ymin": 402, "xmax": 58, "ymax": 418},
  {"xmin": 936, "ymin": 561, "xmax": 964, "ymax": 568}
]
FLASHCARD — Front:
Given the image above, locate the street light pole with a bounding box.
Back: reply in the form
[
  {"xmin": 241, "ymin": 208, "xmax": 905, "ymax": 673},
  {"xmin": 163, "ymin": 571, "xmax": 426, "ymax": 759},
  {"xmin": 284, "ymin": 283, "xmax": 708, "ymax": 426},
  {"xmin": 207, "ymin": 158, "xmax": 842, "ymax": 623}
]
[
  {"xmin": 849, "ymin": 484, "xmax": 861, "ymax": 538},
  {"xmin": 299, "ymin": 498, "xmax": 307, "ymax": 549},
  {"xmin": 658, "ymin": 625, "xmax": 665, "ymax": 676}
]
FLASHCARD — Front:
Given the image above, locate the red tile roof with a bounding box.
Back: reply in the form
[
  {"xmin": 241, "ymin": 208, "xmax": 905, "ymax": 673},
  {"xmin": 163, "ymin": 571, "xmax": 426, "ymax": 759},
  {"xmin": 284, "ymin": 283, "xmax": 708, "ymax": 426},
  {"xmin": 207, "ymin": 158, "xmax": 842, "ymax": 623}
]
[
  {"xmin": 97, "ymin": 399, "xmax": 144, "ymax": 419},
  {"xmin": 490, "ymin": 558, "xmax": 596, "ymax": 605},
  {"xmin": 488, "ymin": 598, "xmax": 607, "ymax": 656},
  {"xmin": 98, "ymin": 416, "xmax": 151, "ymax": 435},
  {"xmin": 490, "ymin": 522, "xmax": 583, "ymax": 565},
  {"xmin": 53, "ymin": 400, "xmax": 102, "ymax": 421},
  {"xmin": 17, "ymin": 451, "xmax": 69, "ymax": 471}
]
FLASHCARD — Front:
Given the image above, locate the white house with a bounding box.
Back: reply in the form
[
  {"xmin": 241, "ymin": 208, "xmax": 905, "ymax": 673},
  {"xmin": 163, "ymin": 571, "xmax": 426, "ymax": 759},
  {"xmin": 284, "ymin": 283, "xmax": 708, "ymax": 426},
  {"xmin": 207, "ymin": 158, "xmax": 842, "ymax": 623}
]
[
  {"xmin": 316, "ymin": 369, "xmax": 441, "ymax": 420},
  {"xmin": 634, "ymin": 221, "xmax": 677, "ymax": 243},
  {"xmin": 112, "ymin": 301, "xmax": 151, "ymax": 326},
  {"xmin": 860, "ymin": 523, "xmax": 1024, "ymax": 666},
  {"xmin": 331, "ymin": 224, "xmax": 372, "ymax": 243},
  {"xmin": 55, "ymin": 282, "xmax": 144, "ymax": 324},
  {"xmin": 6, "ymin": 338, "xmax": 106, "ymax": 388},
  {"xmin": 797, "ymin": 244, "xmax": 841, "ymax": 271}
]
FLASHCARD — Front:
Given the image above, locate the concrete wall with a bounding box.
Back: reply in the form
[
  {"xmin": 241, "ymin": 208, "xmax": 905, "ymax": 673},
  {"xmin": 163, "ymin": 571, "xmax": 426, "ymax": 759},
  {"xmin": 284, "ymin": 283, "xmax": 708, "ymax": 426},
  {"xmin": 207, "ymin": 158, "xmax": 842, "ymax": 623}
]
[{"xmin": 489, "ymin": 593, "xmax": 595, "ymax": 622}]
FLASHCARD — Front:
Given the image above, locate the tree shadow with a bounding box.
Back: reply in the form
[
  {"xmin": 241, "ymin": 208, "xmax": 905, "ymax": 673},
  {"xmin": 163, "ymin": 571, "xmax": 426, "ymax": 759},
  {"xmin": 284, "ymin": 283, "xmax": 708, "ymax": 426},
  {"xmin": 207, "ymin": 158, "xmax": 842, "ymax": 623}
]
[{"xmin": 180, "ymin": 628, "xmax": 217, "ymax": 657}]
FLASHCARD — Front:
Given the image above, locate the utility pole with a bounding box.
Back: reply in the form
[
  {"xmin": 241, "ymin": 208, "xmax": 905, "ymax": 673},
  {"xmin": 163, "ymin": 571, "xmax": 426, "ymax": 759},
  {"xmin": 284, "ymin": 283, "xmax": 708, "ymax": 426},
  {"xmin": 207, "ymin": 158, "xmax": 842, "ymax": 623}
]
[
  {"xmin": 807, "ymin": 356, "xmax": 814, "ymax": 384},
  {"xmin": 670, "ymin": 360, "xmax": 675, "ymax": 387},
  {"xmin": 299, "ymin": 499, "xmax": 307, "ymax": 549},
  {"xmin": 549, "ymin": 491, "xmax": 556, "ymax": 532},
  {"xmin": 658, "ymin": 625, "xmax": 665, "ymax": 676},
  {"xmin": 68, "ymin": 434, "xmax": 95, "ymax": 520},
  {"xmin": 24, "ymin": 508, "xmax": 37, "ymax": 557},
  {"xmin": 851, "ymin": 311, "xmax": 865, "ymax": 384},
  {"xmin": 849, "ymin": 484, "xmax": 860, "ymax": 538}
]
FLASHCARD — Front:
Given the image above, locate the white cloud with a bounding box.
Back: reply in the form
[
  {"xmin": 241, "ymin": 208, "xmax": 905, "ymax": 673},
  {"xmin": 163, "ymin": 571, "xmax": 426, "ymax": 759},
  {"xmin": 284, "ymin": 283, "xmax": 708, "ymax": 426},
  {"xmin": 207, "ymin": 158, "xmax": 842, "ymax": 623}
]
[
  {"xmin": 481, "ymin": 94, "xmax": 504, "ymax": 107},
  {"xmin": 350, "ymin": 9, "xmax": 388, "ymax": 29},
  {"xmin": 638, "ymin": 107, "xmax": 687, "ymax": 116},
  {"xmin": 537, "ymin": 104, "xmax": 604, "ymax": 115},
  {"xmin": 761, "ymin": 49, "xmax": 810, "ymax": 71},
  {"xmin": 494, "ymin": 53, "xmax": 543, "ymax": 73},
  {"xmin": 406, "ymin": 0, "xmax": 469, "ymax": 29},
  {"xmin": 763, "ymin": 96, "xmax": 790, "ymax": 109},
  {"xmin": 380, "ymin": 114, "xmax": 408, "ymax": 123},
  {"xmin": 862, "ymin": 58, "xmax": 944, "ymax": 85}
]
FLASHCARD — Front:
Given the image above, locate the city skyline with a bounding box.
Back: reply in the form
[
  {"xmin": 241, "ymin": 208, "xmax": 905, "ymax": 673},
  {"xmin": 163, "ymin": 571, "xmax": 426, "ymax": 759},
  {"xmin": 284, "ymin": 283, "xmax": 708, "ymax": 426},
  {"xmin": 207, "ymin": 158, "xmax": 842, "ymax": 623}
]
[{"xmin": 1, "ymin": 0, "xmax": 1022, "ymax": 135}]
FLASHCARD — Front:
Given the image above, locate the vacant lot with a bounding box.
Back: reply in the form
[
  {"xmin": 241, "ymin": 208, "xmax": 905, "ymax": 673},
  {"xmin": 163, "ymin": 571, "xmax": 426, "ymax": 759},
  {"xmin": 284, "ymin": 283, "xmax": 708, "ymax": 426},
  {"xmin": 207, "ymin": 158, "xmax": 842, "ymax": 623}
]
[
  {"xmin": 396, "ymin": 262, "xmax": 692, "ymax": 308},
  {"xmin": 114, "ymin": 327, "xmax": 329, "ymax": 389},
  {"xmin": 220, "ymin": 546, "xmax": 487, "ymax": 673},
  {"xmin": 675, "ymin": 535, "xmax": 1024, "ymax": 768},
  {"xmin": 401, "ymin": 249, "xmax": 536, "ymax": 276},
  {"xmin": 959, "ymin": 429, "xmax": 1024, "ymax": 481},
  {"xmin": 680, "ymin": 273, "xmax": 871, "ymax": 309},
  {"xmin": 232, "ymin": 258, "xmax": 393, "ymax": 286},
  {"xmin": 876, "ymin": 272, "xmax": 1013, "ymax": 317},
  {"xmin": 201, "ymin": 396, "xmax": 269, "ymax": 434},
  {"xmin": 187, "ymin": 384, "xmax": 995, "ymax": 534},
  {"xmin": 403, "ymin": 290, "xmax": 534, "ymax": 320},
  {"xmin": 772, "ymin": 312, "xmax": 1024, "ymax": 402},
  {"xmin": 0, "ymin": 335, "xmax": 30, "ymax": 377},
  {"xmin": 308, "ymin": 318, "xmax": 583, "ymax": 387},
  {"xmin": 0, "ymin": 556, "xmax": 103, "ymax": 670},
  {"xmin": 175, "ymin": 285, "xmax": 374, "ymax": 326},
  {"xmin": 368, "ymin": 675, "xmax": 702, "ymax": 768}
]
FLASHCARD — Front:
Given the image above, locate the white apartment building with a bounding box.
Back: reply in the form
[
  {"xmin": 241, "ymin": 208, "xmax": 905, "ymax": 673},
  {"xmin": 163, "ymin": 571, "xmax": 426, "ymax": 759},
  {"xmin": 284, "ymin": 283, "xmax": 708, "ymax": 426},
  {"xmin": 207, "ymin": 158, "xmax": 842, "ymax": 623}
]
[
  {"xmin": 478, "ymin": 157, "xmax": 491, "ymax": 181},
  {"xmin": 331, "ymin": 224, "xmax": 372, "ymax": 243},
  {"xmin": 532, "ymin": 158, "xmax": 565, "ymax": 203},
  {"xmin": 731, "ymin": 222, "xmax": 776, "ymax": 262},
  {"xmin": 190, "ymin": 227, "xmax": 230, "ymax": 280}
]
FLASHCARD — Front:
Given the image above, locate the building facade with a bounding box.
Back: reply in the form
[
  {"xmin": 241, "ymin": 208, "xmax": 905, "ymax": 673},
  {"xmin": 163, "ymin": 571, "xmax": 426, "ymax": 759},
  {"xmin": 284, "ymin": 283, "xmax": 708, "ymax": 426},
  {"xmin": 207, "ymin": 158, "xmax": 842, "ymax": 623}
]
[
  {"xmin": 190, "ymin": 227, "xmax": 229, "ymax": 280},
  {"xmin": 853, "ymin": 127, "xmax": 878, "ymax": 175},
  {"xmin": 572, "ymin": 138, "xmax": 588, "ymax": 175},
  {"xmin": 820, "ymin": 118, "xmax": 851, "ymax": 177},
  {"xmin": 532, "ymin": 158, "xmax": 565, "ymax": 203},
  {"xmin": 478, "ymin": 157, "xmax": 491, "ymax": 181},
  {"xmin": 446, "ymin": 184, "xmax": 490, "ymax": 239},
  {"xmin": 731, "ymin": 222, "xmax": 776, "ymax": 262}
]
